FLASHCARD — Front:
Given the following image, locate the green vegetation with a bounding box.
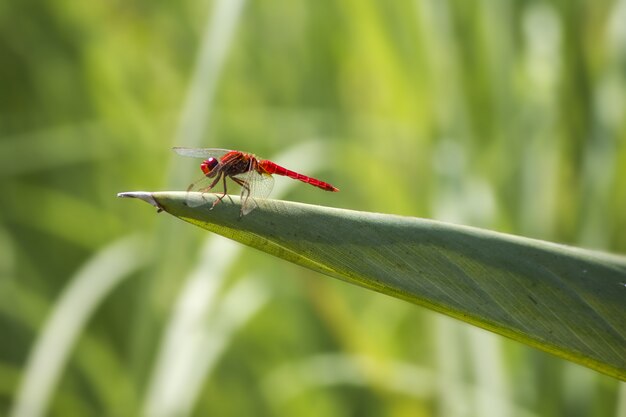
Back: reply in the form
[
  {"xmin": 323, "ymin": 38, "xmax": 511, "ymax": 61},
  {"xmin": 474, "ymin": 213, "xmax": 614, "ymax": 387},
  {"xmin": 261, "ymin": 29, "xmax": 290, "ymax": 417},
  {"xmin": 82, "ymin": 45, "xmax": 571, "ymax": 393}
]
[
  {"xmin": 123, "ymin": 191, "xmax": 626, "ymax": 380},
  {"xmin": 2, "ymin": 0, "xmax": 626, "ymax": 416}
]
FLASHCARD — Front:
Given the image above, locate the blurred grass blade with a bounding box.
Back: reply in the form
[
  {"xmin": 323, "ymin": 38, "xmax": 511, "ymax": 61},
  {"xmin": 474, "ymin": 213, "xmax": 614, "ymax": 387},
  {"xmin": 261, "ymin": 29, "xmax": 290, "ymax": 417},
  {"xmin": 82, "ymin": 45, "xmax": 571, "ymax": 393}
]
[
  {"xmin": 119, "ymin": 191, "xmax": 626, "ymax": 380},
  {"xmin": 263, "ymin": 353, "xmax": 435, "ymax": 403},
  {"xmin": 142, "ymin": 237, "xmax": 268, "ymax": 417},
  {"xmin": 10, "ymin": 235, "xmax": 147, "ymax": 417}
]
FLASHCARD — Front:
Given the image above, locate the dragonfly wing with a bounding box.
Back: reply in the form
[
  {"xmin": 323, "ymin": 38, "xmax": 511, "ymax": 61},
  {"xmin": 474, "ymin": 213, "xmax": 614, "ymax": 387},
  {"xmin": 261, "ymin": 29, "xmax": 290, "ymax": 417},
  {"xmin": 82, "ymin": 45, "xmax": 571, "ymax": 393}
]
[
  {"xmin": 181, "ymin": 175, "xmax": 217, "ymax": 207},
  {"xmin": 234, "ymin": 169, "xmax": 274, "ymax": 215},
  {"xmin": 172, "ymin": 147, "xmax": 232, "ymax": 159}
]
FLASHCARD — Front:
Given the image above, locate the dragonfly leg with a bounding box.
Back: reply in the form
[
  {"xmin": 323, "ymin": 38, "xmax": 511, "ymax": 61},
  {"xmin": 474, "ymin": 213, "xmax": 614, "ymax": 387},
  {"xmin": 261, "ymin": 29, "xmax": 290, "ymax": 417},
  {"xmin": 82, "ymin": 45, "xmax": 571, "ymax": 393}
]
[
  {"xmin": 198, "ymin": 173, "xmax": 222, "ymax": 193},
  {"xmin": 208, "ymin": 174, "xmax": 233, "ymax": 209},
  {"xmin": 231, "ymin": 177, "xmax": 252, "ymax": 217},
  {"xmin": 221, "ymin": 175, "xmax": 235, "ymax": 204},
  {"xmin": 231, "ymin": 177, "xmax": 250, "ymax": 197},
  {"xmin": 209, "ymin": 175, "xmax": 228, "ymax": 210},
  {"xmin": 196, "ymin": 173, "xmax": 225, "ymax": 209}
]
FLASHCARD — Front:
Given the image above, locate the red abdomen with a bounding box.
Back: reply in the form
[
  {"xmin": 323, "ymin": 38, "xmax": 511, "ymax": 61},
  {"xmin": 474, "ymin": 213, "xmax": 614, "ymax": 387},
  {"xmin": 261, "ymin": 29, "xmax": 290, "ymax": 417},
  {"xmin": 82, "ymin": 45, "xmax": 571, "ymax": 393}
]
[{"xmin": 260, "ymin": 160, "xmax": 339, "ymax": 192}]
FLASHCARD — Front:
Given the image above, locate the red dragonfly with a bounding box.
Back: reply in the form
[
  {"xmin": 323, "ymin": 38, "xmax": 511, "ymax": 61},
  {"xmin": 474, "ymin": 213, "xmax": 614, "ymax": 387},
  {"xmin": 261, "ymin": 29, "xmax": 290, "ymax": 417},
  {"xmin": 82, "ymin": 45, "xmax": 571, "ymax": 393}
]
[{"xmin": 173, "ymin": 147, "xmax": 339, "ymax": 216}]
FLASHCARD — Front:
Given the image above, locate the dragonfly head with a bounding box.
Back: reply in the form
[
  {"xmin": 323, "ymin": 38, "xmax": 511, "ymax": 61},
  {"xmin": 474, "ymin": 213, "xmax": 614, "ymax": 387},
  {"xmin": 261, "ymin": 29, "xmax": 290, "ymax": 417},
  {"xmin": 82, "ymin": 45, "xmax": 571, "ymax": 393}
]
[{"xmin": 200, "ymin": 157, "xmax": 220, "ymax": 177}]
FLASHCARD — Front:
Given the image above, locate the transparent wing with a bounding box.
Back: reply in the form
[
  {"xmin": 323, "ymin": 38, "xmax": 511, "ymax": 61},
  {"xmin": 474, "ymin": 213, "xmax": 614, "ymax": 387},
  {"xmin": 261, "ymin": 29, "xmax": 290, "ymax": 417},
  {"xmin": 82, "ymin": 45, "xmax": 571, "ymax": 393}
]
[
  {"xmin": 235, "ymin": 169, "xmax": 275, "ymax": 215},
  {"xmin": 181, "ymin": 168, "xmax": 274, "ymax": 214},
  {"xmin": 172, "ymin": 147, "xmax": 233, "ymax": 159},
  {"xmin": 184, "ymin": 175, "xmax": 218, "ymax": 207}
]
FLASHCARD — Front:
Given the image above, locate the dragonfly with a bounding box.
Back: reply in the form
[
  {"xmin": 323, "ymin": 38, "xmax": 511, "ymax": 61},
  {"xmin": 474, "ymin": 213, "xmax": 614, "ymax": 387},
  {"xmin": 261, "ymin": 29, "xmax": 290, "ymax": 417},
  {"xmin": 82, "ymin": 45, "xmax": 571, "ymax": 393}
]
[{"xmin": 173, "ymin": 147, "xmax": 339, "ymax": 216}]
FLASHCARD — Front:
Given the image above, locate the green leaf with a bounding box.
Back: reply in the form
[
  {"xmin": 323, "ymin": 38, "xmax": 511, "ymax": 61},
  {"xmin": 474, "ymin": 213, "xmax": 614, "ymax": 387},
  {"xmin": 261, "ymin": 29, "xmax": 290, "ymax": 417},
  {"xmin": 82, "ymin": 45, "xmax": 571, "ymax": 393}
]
[{"xmin": 119, "ymin": 191, "xmax": 626, "ymax": 381}]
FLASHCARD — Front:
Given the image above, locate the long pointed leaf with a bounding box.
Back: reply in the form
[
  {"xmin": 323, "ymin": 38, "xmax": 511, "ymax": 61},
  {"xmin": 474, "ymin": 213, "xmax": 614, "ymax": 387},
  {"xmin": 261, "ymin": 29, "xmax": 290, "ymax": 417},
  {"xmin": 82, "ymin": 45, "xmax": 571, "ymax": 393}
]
[{"xmin": 119, "ymin": 191, "xmax": 626, "ymax": 380}]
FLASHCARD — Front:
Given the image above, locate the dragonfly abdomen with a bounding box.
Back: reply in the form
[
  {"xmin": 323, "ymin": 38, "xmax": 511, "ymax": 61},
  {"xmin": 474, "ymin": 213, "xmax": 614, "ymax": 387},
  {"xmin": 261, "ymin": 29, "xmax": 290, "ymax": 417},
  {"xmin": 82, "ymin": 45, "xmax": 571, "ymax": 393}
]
[{"xmin": 260, "ymin": 160, "xmax": 339, "ymax": 192}]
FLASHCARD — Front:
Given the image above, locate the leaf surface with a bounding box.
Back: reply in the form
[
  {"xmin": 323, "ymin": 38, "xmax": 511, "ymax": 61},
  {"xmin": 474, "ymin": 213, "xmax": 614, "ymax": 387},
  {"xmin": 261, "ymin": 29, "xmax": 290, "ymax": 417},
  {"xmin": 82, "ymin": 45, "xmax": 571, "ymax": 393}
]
[{"xmin": 119, "ymin": 191, "xmax": 626, "ymax": 380}]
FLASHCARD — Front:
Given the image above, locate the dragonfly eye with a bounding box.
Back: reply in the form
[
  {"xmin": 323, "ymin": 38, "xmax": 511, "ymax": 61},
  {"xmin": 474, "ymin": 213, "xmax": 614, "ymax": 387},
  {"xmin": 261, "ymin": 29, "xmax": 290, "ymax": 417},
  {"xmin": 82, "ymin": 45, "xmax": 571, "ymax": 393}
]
[{"xmin": 200, "ymin": 157, "xmax": 219, "ymax": 177}]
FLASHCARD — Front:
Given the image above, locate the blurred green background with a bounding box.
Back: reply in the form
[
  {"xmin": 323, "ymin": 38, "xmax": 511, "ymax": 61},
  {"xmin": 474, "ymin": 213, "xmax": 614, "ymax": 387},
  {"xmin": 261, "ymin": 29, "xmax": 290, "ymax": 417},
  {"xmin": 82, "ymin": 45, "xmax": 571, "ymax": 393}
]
[{"xmin": 1, "ymin": 0, "xmax": 625, "ymax": 416}]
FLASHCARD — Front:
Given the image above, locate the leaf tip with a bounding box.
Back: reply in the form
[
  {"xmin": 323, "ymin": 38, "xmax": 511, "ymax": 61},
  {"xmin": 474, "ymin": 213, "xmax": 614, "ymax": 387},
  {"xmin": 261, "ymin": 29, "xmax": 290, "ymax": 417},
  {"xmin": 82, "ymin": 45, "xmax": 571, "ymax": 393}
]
[{"xmin": 117, "ymin": 191, "xmax": 164, "ymax": 212}]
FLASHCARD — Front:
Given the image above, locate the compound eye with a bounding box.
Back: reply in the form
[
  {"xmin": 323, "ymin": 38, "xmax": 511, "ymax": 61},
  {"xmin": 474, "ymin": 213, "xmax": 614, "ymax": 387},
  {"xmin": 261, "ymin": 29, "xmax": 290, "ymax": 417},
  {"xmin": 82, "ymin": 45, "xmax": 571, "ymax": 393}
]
[{"xmin": 200, "ymin": 157, "xmax": 219, "ymax": 176}]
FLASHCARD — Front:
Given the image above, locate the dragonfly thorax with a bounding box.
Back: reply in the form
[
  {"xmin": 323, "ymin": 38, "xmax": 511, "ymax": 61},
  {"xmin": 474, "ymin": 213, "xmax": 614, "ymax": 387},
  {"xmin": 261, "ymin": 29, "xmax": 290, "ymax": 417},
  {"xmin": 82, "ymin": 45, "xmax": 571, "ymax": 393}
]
[{"xmin": 200, "ymin": 158, "xmax": 220, "ymax": 177}]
